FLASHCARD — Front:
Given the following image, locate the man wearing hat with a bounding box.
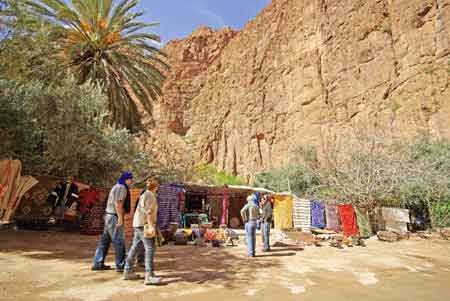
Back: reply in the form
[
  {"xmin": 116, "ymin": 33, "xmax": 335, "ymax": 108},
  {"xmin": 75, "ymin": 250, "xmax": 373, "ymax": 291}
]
[
  {"xmin": 240, "ymin": 194, "xmax": 259, "ymax": 257},
  {"xmin": 92, "ymin": 172, "xmax": 133, "ymax": 272}
]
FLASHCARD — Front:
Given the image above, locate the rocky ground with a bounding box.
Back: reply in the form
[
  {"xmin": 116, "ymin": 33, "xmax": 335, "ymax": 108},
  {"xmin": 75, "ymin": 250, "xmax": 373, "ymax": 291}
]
[{"xmin": 1, "ymin": 230, "xmax": 450, "ymax": 301}]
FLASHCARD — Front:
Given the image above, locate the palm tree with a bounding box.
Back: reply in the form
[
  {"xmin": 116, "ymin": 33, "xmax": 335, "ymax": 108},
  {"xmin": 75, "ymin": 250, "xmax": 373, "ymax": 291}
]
[{"xmin": 24, "ymin": 0, "xmax": 168, "ymax": 131}]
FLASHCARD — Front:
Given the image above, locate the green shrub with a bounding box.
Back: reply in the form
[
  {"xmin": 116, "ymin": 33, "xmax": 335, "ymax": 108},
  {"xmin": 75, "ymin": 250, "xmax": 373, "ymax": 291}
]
[
  {"xmin": 253, "ymin": 165, "xmax": 320, "ymax": 196},
  {"xmin": 0, "ymin": 78, "xmax": 150, "ymax": 187},
  {"xmin": 193, "ymin": 163, "xmax": 245, "ymax": 186}
]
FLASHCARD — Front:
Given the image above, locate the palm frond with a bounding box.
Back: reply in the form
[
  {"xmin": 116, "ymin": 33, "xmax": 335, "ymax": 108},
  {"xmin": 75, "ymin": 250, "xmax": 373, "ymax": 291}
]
[{"xmin": 23, "ymin": 0, "xmax": 169, "ymax": 130}]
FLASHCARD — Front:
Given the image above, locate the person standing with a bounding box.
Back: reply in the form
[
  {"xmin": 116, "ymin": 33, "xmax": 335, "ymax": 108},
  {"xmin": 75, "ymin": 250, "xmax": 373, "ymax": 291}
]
[
  {"xmin": 260, "ymin": 195, "xmax": 273, "ymax": 252},
  {"xmin": 91, "ymin": 172, "xmax": 133, "ymax": 272},
  {"xmin": 240, "ymin": 195, "xmax": 259, "ymax": 257},
  {"xmin": 123, "ymin": 179, "xmax": 161, "ymax": 285}
]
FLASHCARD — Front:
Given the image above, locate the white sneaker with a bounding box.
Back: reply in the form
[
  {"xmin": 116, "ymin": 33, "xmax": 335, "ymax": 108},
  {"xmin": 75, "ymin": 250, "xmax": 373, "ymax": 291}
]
[
  {"xmin": 123, "ymin": 271, "xmax": 140, "ymax": 280},
  {"xmin": 144, "ymin": 276, "xmax": 162, "ymax": 285}
]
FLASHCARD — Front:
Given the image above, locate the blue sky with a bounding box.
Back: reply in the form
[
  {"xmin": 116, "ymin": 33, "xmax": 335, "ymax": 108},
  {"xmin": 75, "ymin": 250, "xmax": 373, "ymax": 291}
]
[{"xmin": 136, "ymin": 0, "xmax": 272, "ymax": 44}]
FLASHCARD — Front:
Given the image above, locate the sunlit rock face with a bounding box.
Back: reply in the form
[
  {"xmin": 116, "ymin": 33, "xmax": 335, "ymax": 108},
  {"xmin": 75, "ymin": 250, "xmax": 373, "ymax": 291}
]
[{"xmin": 145, "ymin": 0, "xmax": 450, "ymax": 178}]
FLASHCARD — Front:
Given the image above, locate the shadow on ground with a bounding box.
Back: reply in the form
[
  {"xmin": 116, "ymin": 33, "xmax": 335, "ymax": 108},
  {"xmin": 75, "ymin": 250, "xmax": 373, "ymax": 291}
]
[{"xmin": 0, "ymin": 230, "xmax": 296, "ymax": 289}]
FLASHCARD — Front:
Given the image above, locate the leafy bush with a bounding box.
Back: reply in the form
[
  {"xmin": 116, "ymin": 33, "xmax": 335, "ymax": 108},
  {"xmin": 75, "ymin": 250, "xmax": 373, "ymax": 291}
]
[
  {"xmin": 397, "ymin": 135, "xmax": 450, "ymax": 227},
  {"xmin": 0, "ymin": 78, "xmax": 150, "ymax": 187},
  {"xmin": 193, "ymin": 163, "xmax": 245, "ymax": 186},
  {"xmin": 253, "ymin": 165, "xmax": 320, "ymax": 195}
]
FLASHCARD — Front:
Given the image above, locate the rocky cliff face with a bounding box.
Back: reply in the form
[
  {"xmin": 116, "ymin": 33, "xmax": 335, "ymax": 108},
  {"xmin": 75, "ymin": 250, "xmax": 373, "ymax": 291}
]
[
  {"xmin": 148, "ymin": 0, "xmax": 450, "ymax": 179},
  {"xmin": 140, "ymin": 26, "xmax": 237, "ymax": 171},
  {"xmin": 159, "ymin": 26, "xmax": 237, "ymax": 135}
]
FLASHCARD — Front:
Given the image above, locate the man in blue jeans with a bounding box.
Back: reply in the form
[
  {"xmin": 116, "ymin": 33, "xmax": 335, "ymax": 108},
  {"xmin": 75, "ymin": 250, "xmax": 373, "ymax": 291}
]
[
  {"xmin": 123, "ymin": 178, "xmax": 161, "ymax": 285},
  {"xmin": 240, "ymin": 195, "xmax": 259, "ymax": 257},
  {"xmin": 91, "ymin": 172, "xmax": 133, "ymax": 272},
  {"xmin": 260, "ymin": 195, "xmax": 273, "ymax": 252}
]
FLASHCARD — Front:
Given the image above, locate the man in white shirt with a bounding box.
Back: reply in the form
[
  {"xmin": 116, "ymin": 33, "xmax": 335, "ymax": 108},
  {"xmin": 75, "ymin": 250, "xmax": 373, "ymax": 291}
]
[{"xmin": 123, "ymin": 179, "xmax": 161, "ymax": 285}]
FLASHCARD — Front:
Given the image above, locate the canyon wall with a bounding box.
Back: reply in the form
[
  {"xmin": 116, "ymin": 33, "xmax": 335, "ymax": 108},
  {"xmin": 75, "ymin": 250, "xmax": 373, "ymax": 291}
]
[{"xmin": 147, "ymin": 0, "xmax": 450, "ymax": 178}]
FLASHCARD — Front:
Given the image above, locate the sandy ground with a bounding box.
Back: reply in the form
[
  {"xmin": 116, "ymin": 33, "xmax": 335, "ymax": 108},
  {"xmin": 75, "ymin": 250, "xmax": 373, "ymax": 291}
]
[{"xmin": 1, "ymin": 230, "xmax": 450, "ymax": 301}]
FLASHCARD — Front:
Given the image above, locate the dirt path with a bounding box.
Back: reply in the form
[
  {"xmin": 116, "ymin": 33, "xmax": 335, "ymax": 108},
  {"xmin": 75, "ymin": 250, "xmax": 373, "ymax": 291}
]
[{"xmin": 1, "ymin": 230, "xmax": 450, "ymax": 301}]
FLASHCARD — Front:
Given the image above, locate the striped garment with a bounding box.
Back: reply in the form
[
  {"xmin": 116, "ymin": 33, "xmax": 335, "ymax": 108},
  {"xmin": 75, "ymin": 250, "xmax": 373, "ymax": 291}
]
[
  {"xmin": 157, "ymin": 185, "xmax": 183, "ymax": 230},
  {"xmin": 293, "ymin": 197, "xmax": 311, "ymax": 232}
]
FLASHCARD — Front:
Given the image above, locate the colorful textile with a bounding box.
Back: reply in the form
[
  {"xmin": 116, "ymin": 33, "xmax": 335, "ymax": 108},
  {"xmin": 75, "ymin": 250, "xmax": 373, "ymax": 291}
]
[
  {"xmin": 204, "ymin": 229, "xmax": 217, "ymax": 241},
  {"xmin": 355, "ymin": 207, "xmax": 372, "ymax": 238},
  {"xmin": 338, "ymin": 204, "xmax": 359, "ymax": 237},
  {"xmin": 221, "ymin": 187, "xmax": 229, "ymax": 225},
  {"xmin": 157, "ymin": 184, "xmax": 182, "ymax": 231},
  {"xmin": 0, "ymin": 159, "xmax": 38, "ymax": 222},
  {"xmin": 79, "ymin": 190, "xmax": 99, "ymax": 215},
  {"xmin": 293, "ymin": 197, "xmax": 311, "ymax": 232},
  {"xmin": 81, "ymin": 196, "xmax": 106, "ymax": 235},
  {"xmin": 273, "ymin": 194, "xmax": 293, "ymax": 229},
  {"xmin": 325, "ymin": 201, "xmax": 340, "ymax": 231},
  {"xmin": 0, "ymin": 159, "xmax": 21, "ymax": 218},
  {"xmin": 310, "ymin": 200, "xmax": 326, "ymax": 228}
]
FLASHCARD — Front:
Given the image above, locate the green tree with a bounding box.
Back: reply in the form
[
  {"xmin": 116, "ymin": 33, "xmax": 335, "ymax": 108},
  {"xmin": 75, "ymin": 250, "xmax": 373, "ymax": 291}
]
[
  {"xmin": 0, "ymin": 0, "xmax": 58, "ymax": 83},
  {"xmin": 23, "ymin": 0, "xmax": 169, "ymax": 131},
  {"xmin": 0, "ymin": 78, "xmax": 151, "ymax": 187}
]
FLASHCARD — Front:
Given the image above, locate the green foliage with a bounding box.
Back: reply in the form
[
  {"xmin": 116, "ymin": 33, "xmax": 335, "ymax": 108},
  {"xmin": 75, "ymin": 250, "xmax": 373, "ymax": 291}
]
[
  {"xmin": 0, "ymin": 78, "xmax": 150, "ymax": 187},
  {"xmin": 0, "ymin": 0, "xmax": 58, "ymax": 83},
  {"xmin": 253, "ymin": 165, "xmax": 320, "ymax": 196},
  {"xmin": 396, "ymin": 135, "xmax": 450, "ymax": 227},
  {"xmin": 22, "ymin": 0, "xmax": 169, "ymax": 131},
  {"xmin": 0, "ymin": 1, "xmax": 154, "ymax": 187},
  {"xmin": 430, "ymin": 201, "xmax": 450, "ymax": 228},
  {"xmin": 193, "ymin": 163, "xmax": 245, "ymax": 186},
  {"xmin": 215, "ymin": 170, "xmax": 246, "ymax": 186}
]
